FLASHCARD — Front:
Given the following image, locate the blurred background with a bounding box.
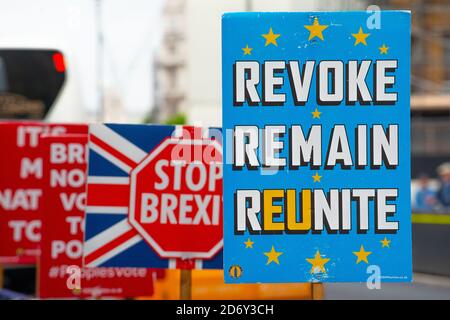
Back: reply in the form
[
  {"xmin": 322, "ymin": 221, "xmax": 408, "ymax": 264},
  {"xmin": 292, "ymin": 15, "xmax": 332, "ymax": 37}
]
[{"xmin": 0, "ymin": 0, "xmax": 449, "ymax": 299}]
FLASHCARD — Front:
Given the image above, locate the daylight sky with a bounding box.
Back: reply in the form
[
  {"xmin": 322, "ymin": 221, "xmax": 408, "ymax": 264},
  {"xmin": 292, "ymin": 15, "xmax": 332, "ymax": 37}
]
[{"xmin": 0, "ymin": 0, "xmax": 163, "ymax": 118}]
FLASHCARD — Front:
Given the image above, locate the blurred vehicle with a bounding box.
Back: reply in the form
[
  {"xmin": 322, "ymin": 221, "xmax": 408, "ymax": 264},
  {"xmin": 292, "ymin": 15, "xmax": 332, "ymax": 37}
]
[{"xmin": 0, "ymin": 42, "xmax": 85, "ymax": 122}]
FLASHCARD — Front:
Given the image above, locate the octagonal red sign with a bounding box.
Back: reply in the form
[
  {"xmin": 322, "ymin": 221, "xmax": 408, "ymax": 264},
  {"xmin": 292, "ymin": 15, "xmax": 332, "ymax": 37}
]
[{"xmin": 128, "ymin": 138, "xmax": 223, "ymax": 259}]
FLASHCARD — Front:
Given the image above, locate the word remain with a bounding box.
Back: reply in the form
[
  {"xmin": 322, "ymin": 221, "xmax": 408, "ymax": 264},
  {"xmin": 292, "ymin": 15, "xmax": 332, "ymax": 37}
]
[{"xmin": 233, "ymin": 124, "xmax": 398, "ymax": 169}]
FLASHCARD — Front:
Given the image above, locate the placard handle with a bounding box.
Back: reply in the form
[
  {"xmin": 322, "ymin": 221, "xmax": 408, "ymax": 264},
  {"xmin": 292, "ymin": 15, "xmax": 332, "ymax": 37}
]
[
  {"xmin": 311, "ymin": 282, "xmax": 324, "ymax": 300},
  {"xmin": 0, "ymin": 264, "xmax": 4, "ymax": 289},
  {"xmin": 180, "ymin": 269, "xmax": 192, "ymax": 300}
]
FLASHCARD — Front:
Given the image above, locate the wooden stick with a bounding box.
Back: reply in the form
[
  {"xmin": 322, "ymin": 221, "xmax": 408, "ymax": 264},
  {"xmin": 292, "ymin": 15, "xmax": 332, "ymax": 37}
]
[
  {"xmin": 179, "ymin": 269, "xmax": 192, "ymax": 300},
  {"xmin": 0, "ymin": 264, "xmax": 4, "ymax": 289},
  {"xmin": 35, "ymin": 262, "xmax": 40, "ymax": 298},
  {"xmin": 311, "ymin": 282, "xmax": 324, "ymax": 300}
]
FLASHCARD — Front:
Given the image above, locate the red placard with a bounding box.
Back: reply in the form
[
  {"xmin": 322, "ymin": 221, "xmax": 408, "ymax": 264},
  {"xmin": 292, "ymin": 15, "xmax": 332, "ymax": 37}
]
[
  {"xmin": 39, "ymin": 134, "xmax": 155, "ymax": 298},
  {"xmin": 128, "ymin": 138, "xmax": 223, "ymax": 259},
  {"xmin": 0, "ymin": 122, "xmax": 87, "ymax": 264}
]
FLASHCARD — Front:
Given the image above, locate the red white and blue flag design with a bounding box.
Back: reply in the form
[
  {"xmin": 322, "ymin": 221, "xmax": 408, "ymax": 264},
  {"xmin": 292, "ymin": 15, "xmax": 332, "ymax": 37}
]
[{"xmin": 83, "ymin": 124, "xmax": 223, "ymax": 269}]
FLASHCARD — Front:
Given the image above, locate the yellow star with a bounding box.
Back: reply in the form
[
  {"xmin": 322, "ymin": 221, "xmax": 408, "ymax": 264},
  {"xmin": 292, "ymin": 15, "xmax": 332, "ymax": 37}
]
[
  {"xmin": 264, "ymin": 246, "xmax": 283, "ymax": 265},
  {"xmin": 381, "ymin": 237, "xmax": 391, "ymax": 248},
  {"xmin": 311, "ymin": 108, "xmax": 321, "ymax": 119},
  {"xmin": 353, "ymin": 245, "xmax": 372, "ymax": 264},
  {"xmin": 379, "ymin": 44, "xmax": 389, "ymax": 54},
  {"xmin": 304, "ymin": 17, "xmax": 328, "ymax": 41},
  {"xmin": 262, "ymin": 27, "xmax": 280, "ymax": 47},
  {"xmin": 242, "ymin": 44, "xmax": 252, "ymax": 55},
  {"xmin": 312, "ymin": 172, "xmax": 322, "ymax": 182},
  {"xmin": 352, "ymin": 27, "xmax": 370, "ymax": 46},
  {"xmin": 306, "ymin": 250, "xmax": 330, "ymax": 274},
  {"xmin": 244, "ymin": 238, "xmax": 254, "ymax": 248},
  {"xmin": 72, "ymin": 288, "xmax": 82, "ymax": 295}
]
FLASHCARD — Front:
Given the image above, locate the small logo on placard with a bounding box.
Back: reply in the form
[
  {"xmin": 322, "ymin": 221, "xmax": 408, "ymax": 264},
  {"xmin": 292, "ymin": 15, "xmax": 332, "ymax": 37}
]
[{"xmin": 229, "ymin": 265, "xmax": 243, "ymax": 279}]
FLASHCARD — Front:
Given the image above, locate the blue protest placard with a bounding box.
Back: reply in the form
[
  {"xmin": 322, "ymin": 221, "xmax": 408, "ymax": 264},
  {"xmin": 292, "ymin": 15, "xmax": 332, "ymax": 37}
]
[{"xmin": 222, "ymin": 11, "xmax": 411, "ymax": 283}]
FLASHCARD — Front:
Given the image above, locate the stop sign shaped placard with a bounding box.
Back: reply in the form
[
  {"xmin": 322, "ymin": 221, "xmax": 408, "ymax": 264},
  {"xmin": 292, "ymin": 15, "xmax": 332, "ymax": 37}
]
[{"xmin": 129, "ymin": 138, "xmax": 223, "ymax": 259}]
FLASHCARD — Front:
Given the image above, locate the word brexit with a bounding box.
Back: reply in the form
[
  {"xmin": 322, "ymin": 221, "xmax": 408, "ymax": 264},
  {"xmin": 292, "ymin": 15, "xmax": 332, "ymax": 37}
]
[{"xmin": 140, "ymin": 160, "xmax": 222, "ymax": 226}]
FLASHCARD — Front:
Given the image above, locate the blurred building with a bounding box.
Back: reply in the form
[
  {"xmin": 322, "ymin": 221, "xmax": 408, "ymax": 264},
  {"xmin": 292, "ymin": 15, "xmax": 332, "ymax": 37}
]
[
  {"xmin": 152, "ymin": 0, "xmax": 187, "ymax": 123},
  {"xmin": 102, "ymin": 87, "xmax": 127, "ymax": 123},
  {"xmin": 152, "ymin": 0, "xmax": 364, "ymax": 126},
  {"xmin": 376, "ymin": 0, "xmax": 450, "ymax": 178}
]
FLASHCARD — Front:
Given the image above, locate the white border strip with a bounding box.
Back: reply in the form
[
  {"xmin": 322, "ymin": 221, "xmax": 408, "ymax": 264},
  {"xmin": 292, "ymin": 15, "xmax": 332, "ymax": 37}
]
[
  {"xmin": 86, "ymin": 234, "xmax": 141, "ymax": 267},
  {"xmin": 195, "ymin": 259, "xmax": 203, "ymax": 270},
  {"xmin": 86, "ymin": 206, "xmax": 128, "ymax": 215},
  {"xmin": 168, "ymin": 259, "xmax": 177, "ymax": 269},
  {"xmin": 84, "ymin": 219, "xmax": 132, "ymax": 256},
  {"xmin": 90, "ymin": 124, "xmax": 147, "ymax": 163},
  {"xmin": 87, "ymin": 176, "xmax": 130, "ymax": 185},
  {"xmin": 90, "ymin": 141, "xmax": 132, "ymax": 173}
]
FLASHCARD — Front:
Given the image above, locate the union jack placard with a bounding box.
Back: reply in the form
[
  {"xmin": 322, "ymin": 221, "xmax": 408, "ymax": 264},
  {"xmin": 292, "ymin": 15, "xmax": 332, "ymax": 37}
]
[{"xmin": 83, "ymin": 124, "xmax": 223, "ymax": 270}]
